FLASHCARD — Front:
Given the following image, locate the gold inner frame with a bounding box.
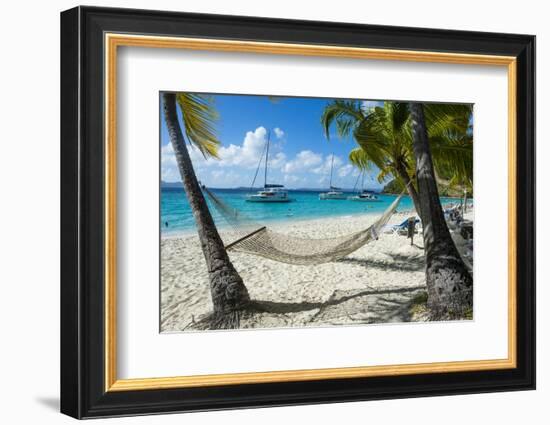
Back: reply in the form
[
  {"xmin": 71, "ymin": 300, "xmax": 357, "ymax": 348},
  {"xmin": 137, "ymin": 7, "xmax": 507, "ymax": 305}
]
[{"xmin": 104, "ymin": 33, "xmax": 517, "ymax": 392}]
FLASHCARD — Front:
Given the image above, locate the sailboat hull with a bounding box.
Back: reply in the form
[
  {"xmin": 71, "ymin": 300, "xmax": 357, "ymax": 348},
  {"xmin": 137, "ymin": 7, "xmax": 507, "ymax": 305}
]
[
  {"xmin": 246, "ymin": 196, "xmax": 292, "ymax": 203},
  {"xmin": 319, "ymin": 193, "xmax": 347, "ymax": 200},
  {"xmin": 347, "ymin": 196, "xmax": 381, "ymax": 202}
]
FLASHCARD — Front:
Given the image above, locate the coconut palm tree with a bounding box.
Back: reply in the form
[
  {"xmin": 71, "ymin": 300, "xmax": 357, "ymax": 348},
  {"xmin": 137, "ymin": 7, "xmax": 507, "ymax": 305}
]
[
  {"xmin": 162, "ymin": 92, "xmax": 250, "ymax": 329},
  {"xmin": 322, "ymin": 99, "xmax": 473, "ymax": 319},
  {"xmin": 409, "ymin": 102, "xmax": 473, "ymax": 319},
  {"xmin": 322, "ymin": 101, "xmax": 421, "ymax": 212},
  {"xmin": 322, "ymin": 101, "xmax": 473, "ymax": 214}
]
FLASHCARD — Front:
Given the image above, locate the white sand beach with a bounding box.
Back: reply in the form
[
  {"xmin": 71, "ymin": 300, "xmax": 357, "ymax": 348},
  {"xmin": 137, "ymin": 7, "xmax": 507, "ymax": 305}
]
[{"xmin": 161, "ymin": 210, "xmax": 473, "ymax": 332}]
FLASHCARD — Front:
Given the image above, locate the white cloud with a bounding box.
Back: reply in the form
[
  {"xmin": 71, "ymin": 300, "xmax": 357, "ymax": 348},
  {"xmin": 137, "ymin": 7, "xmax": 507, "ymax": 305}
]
[
  {"xmin": 160, "ymin": 126, "xmax": 371, "ymax": 190},
  {"xmin": 188, "ymin": 145, "xmax": 209, "ymax": 168},
  {"xmin": 312, "ymin": 154, "xmax": 343, "ymax": 175},
  {"xmin": 162, "ymin": 126, "xmax": 291, "ymax": 185},
  {"xmin": 283, "ymin": 150, "xmax": 323, "ymax": 173},
  {"xmin": 211, "ymin": 170, "xmax": 224, "ymax": 179},
  {"xmin": 209, "ymin": 169, "xmax": 241, "ymax": 186},
  {"xmin": 161, "ymin": 143, "xmax": 180, "ymax": 182},
  {"xmin": 269, "ymin": 152, "xmax": 287, "ymax": 168},
  {"xmin": 283, "ymin": 174, "xmax": 300, "ymax": 184},
  {"xmin": 338, "ymin": 164, "xmax": 354, "ymax": 178},
  {"xmin": 273, "ymin": 127, "xmax": 285, "ymax": 139},
  {"xmin": 217, "ymin": 126, "xmax": 268, "ymax": 168},
  {"xmin": 161, "ymin": 142, "xmax": 212, "ymax": 182}
]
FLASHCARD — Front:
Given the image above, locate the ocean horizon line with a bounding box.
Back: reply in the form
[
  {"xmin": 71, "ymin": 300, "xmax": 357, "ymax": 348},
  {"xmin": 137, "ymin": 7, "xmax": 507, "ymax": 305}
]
[{"xmin": 161, "ymin": 183, "xmax": 385, "ymax": 193}]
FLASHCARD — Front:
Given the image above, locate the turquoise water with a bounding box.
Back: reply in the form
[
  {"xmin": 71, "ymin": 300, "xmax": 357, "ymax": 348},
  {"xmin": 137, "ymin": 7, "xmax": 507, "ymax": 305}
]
[{"xmin": 161, "ymin": 187, "xmax": 461, "ymax": 236}]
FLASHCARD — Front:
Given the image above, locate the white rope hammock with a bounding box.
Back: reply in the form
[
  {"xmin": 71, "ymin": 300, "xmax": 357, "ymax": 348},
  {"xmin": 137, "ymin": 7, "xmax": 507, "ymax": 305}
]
[{"xmin": 203, "ymin": 187, "xmax": 404, "ymax": 266}]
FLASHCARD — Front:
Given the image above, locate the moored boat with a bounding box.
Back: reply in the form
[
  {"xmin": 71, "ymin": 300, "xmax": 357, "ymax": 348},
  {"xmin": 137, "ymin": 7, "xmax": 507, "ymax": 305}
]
[
  {"xmin": 246, "ymin": 130, "xmax": 294, "ymax": 203},
  {"xmin": 319, "ymin": 155, "xmax": 346, "ymax": 200},
  {"xmin": 348, "ymin": 190, "xmax": 381, "ymax": 202},
  {"xmin": 348, "ymin": 171, "xmax": 381, "ymax": 201},
  {"xmin": 246, "ymin": 184, "xmax": 291, "ymax": 202},
  {"xmin": 319, "ymin": 188, "xmax": 347, "ymax": 200}
]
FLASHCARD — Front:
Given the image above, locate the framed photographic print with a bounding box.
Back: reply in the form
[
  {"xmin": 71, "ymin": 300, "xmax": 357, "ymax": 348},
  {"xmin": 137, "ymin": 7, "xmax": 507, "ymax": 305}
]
[{"xmin": 60, "ymin": 6, "xmax": 535, "ymax": 419}]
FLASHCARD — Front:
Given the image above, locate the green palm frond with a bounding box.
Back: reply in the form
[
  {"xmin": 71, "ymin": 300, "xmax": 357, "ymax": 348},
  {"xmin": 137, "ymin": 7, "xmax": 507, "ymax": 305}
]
[
  {"xmin": 336, "ymin": 118, "xmax": 355, "ymax": 138},
  {"xmin": 376, "ymin": 167, "xmax": 393, "ymax": 183},
  {"xmin": 413, "ymin": 103, "xmax": 473, "ymax": 189},
  {"xmin": 386, "ymin": 102, "xmax": 411, "ymax": 137},
  {"xmin": 354, "ymin": 105, "xmax": 405, "ymax": 171},
  {"xmin": 424, "ymin": 103, "xmax": 472, "ymax": 136},
  {"xmin": 321, "ymin": 100, "xmax": 473, "ymax": 192},
  {"xmin": 429, "ymin": 130, "xmax": 473, "ymax": 190},
  {"xmin": 321, "ymin": 100, "xmax": 365, "ymax": 139},
  {"xmin": 348, "ymin": 147, "xmax": 373, "ymax": 170},
  {"xmin": 176, "ymin": 93, "xmax": 220, "ymax": 159}
]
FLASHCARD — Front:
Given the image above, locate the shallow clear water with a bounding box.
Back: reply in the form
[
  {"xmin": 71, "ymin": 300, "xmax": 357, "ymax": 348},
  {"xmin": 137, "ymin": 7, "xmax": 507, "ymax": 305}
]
[{"xmin": 161, "ymin": 187, "xmax": 461, "ymax": 236}]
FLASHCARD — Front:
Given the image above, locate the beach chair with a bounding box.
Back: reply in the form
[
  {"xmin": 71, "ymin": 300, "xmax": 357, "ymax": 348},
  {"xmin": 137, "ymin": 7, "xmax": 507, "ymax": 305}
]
[
  {"xmin": 444, "ymin": 205, "xmax": 463, "ymax": 230},
  {"xmin": 383, "ymin": 217, "xmax": 419, "ymax": 235},
  {"xmin": 443, "ymin": 205, "xmax": 459, "ymax": 217}
]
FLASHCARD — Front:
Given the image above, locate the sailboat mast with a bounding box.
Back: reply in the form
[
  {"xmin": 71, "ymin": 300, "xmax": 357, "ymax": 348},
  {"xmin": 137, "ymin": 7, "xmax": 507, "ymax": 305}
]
[
  {"xmin": 264, "ymin": 130, "xmax": 270, "ymax": 187},
  {"xmin": 329, "ymin": 154, "xmax": 334, "ymax": 188}
]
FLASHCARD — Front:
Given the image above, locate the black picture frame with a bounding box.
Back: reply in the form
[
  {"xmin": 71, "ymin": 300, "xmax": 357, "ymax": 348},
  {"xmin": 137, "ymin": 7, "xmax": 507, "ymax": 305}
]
[{"xmin": 61, "ymin": 5, "xmax": 535, "ymax": 419}]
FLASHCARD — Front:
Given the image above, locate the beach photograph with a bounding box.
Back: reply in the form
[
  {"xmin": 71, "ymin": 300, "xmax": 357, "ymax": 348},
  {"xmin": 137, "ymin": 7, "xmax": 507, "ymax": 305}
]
[{"xmin": 160, "ymin": 93, "xmax": 474, "ymax": 332}]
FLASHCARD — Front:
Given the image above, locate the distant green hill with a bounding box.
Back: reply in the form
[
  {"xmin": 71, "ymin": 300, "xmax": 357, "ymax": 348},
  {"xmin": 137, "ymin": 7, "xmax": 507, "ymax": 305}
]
[{"xmin": 382, "ymin": 179, "xmax": 404, "ymax": 194}]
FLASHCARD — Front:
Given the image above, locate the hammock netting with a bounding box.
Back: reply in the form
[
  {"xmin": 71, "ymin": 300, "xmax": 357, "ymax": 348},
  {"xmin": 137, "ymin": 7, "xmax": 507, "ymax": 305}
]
[{"xmin": 202, "ymin": 187, "xmax": 404, "ymax": 266}]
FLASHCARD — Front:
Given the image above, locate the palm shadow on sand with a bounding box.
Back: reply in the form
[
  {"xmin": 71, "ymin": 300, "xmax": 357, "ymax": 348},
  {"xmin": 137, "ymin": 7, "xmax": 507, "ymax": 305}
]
[
  {"xmin": 337, "ymin": 252, "xmax": 425, "ymax": 272},
  {"xmin": 244, "ymin": 250, "xmax": 429, "ymax": 325},
  {"xmin": 248, "ymin": 284, "xmax": 426, "ymax": 324}
]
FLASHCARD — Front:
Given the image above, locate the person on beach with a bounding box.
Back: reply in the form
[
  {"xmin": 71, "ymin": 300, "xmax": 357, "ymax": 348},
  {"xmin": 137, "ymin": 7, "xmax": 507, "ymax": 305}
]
[{"xmin": 407, "ymin": 217, "xmax": 416, "ymax": 246}]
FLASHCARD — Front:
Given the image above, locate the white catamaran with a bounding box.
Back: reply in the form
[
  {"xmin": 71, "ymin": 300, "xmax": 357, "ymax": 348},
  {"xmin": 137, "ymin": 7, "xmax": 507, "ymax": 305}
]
[
  {"xmin": 246, "ymin": 130, "xmax": 292, "ymax": 203},
  {"xmin": 319, "ymin": 155, "xmax": 347, "ymax": 200},
  {"xmin": 348, "ymin": 190, "xmax": 381, "ymax": 202},
  {"xmin": 347, "ymin": 172, "xmax": 381, "ymax": 202}
]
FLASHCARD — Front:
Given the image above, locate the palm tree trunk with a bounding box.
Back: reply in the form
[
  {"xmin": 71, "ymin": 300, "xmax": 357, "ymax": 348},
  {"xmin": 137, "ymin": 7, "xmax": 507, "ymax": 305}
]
[
  {"xmin": 394, "ymin": 163, "xmax": 421, "ymax": 214},
  {"xmin": 409, "ymin": 103, "xmax": 473, "ymax": 320},
  {"xmin": 162, "ymin": 93, "xmax": 250, "ymax": 327}
]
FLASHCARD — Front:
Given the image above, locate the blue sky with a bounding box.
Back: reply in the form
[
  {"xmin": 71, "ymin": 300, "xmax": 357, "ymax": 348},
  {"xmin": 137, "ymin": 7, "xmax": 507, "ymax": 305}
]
[{"xmin": 160, "ymin": 94, "xmax": 385, "ymax": 190}]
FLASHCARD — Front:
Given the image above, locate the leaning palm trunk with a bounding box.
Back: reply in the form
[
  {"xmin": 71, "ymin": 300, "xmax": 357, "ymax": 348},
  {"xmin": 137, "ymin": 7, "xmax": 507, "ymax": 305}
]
[
  {"xmin": 162, "ymin": 93, "xmax": 250, "ymax": 328},
  {"xmin": 394, "ymin": 163, "xmax": 421, "ymax": 214},
  {"xmin": 409, "ymin": 103, "xmax": 473, "ymax": 320}
]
